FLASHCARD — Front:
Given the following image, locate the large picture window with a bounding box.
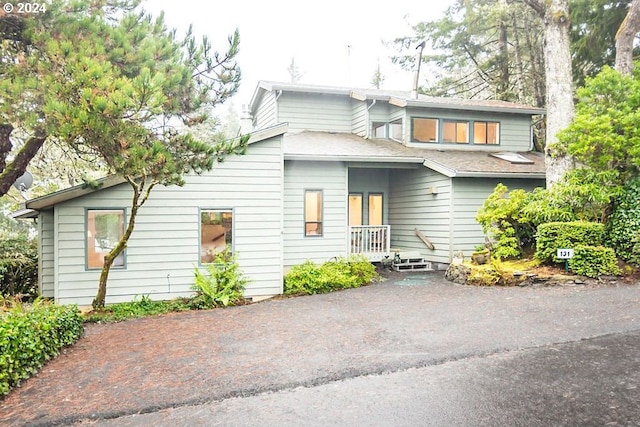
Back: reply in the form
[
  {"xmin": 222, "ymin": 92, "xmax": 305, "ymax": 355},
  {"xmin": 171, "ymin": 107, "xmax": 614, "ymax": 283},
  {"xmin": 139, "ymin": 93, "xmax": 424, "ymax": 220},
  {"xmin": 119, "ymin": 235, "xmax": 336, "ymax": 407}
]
[
  {"xmin": 87, "ymin": 209, "xmax": 125, "ymax": 269},
  {"xmin": 305, "ymin": 190, "xmax": 323, "ymax": 236},
  {"xmin": 411, "ymin": 118, "xmax": 438, "ymax": 142},
  {"xmin": 442, "ymin": 120, "xmax": 469, "ymax": 143},
  {"xmin": 200, "ymin": 210, "xmax": 233, "ymax": 263},
  {"xmin": 473, "ymin": 121, "xmax": 500, "ymax": 144}
]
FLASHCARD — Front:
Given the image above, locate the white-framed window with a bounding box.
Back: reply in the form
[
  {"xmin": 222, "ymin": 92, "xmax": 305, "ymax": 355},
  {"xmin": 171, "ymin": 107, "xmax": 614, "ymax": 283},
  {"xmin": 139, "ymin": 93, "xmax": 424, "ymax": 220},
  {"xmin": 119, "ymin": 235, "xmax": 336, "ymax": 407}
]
[
  {"xmin": 389, "ymin": 119, "xmax": 403, "ymax": 141},
  {"xmin": 86, "ymin": 209, "xmax": 125, "ymax": 269},
  {"xmin": 200, "ymin": 209, "xmax": 233, "ymax": 263}
]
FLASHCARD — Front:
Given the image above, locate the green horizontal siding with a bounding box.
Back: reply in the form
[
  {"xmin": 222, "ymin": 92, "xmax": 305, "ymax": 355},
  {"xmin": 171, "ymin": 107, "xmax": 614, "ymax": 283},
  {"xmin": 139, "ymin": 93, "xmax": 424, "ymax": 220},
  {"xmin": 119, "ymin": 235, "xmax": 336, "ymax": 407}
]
[
  {"xmin": 389, "ymin": 168, "xmax": 453, "ymax": 263},
  {"xmin": 283, "ymin": 160, "xmax": 347, "ymax": 267},
  {"xmin": 50, "ymin": 137, "xmax": 284, "ymax": 305},
  {"xmin": 452, "ymin": 177, "xmax": 545, "ymax": 256}
]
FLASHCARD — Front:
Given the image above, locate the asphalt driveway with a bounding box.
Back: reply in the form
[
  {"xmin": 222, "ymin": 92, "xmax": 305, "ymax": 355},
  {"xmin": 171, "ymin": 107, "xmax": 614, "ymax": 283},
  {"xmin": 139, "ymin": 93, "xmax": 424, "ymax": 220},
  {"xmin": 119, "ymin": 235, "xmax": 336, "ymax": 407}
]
[{"xmin": 1, "ymin": 272, "xmax": 639, "ymax": 426}]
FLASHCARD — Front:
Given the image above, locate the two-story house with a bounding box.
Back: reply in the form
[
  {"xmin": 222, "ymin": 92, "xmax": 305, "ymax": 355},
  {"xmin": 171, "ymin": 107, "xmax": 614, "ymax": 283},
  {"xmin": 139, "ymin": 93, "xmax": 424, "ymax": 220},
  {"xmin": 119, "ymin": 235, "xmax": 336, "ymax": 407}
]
[{"xmin": 18, "ymin": 81, "xmax": 545, "ymax": 305}]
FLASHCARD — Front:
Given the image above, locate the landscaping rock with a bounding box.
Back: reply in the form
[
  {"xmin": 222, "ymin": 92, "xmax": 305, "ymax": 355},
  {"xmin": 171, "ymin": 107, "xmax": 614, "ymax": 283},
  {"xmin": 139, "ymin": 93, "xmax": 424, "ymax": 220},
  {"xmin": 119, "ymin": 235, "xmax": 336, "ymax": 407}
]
[{"xmin": 445, "ymin": 263, "xmax": 471, "ymax": 285}]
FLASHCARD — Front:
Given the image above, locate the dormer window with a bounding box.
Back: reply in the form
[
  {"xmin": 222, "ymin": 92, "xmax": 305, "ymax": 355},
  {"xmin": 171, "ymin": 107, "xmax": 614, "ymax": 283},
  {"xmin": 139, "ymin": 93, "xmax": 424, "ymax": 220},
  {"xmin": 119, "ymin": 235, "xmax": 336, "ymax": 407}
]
[
  {"xmin": 473, "ymin": 121, "xmax": 500, "ymax": 144},
  {"xmin": 442, "ymin": 120, "xmax": 469, "ymax": 143},
  {"xmin": 372, "ymin": 119, "xmax": 403, "ymax": 141},
  {"xmin": 411, "ymin": 117, "xmax": 501, "ymax": 145},
  {"xmin": 372, "ymin": 122, "xmax": 386, "ymax": 138},
  {"xmin": 389, "ymin": 119, "xmax": 402, "ymax": 141},
  {"xmin": 411, "ymin": 118, "xmax": 438, "ymax": 142}
]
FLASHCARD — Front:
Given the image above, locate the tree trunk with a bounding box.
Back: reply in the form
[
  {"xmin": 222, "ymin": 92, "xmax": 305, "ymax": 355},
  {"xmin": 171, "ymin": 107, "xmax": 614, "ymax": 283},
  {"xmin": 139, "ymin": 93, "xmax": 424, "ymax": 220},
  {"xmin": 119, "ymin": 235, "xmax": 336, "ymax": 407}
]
[
  {"xmin": 0, "ymin": 125, "xmax": 46, "ymax": 197},
  {"xmin": 92, "ymin": 178, "xmax": 154, "ymax": 308},
  {"xmin": 524, "ymin": 18, "xmax": 545, "ymax": 108},
  {"xmin": 497, "ymin": 20, "xmax": 511, "ymax": 99},
  {"xmin": 511, "ymin": 12, "xmax": 527, "ymax": 102},
  {"xmin": 526, "ymin": 0, "xmax": 575, "ymax": 187},
  {"xmin": 615, "ymin": 0, "xmax": 640, "ymax": 76}
]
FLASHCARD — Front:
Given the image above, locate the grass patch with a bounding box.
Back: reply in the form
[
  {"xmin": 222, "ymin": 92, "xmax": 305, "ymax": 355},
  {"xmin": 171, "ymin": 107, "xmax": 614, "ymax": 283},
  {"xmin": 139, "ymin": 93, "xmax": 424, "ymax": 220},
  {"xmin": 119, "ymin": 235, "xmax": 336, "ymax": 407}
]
[{"xmin": 82, "ymin": 295, "xmax": 193, "ymax": 323}]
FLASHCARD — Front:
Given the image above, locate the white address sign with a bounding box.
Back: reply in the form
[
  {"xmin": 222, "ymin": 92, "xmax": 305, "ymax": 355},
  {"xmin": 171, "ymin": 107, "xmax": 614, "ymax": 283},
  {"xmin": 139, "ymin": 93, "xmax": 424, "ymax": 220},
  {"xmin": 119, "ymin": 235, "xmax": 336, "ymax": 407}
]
[{"xmin": 557, "ymin": 248, "xmax": 574, "ymax": 259}]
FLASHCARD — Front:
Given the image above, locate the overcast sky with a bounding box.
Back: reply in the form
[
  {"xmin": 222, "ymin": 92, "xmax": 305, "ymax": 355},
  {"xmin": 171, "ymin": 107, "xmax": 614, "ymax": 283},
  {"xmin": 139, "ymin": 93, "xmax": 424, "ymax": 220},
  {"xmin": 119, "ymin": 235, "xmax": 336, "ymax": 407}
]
[{"xmin": 143, "ymin": 0, "xmax": 452, "ymax": 111}]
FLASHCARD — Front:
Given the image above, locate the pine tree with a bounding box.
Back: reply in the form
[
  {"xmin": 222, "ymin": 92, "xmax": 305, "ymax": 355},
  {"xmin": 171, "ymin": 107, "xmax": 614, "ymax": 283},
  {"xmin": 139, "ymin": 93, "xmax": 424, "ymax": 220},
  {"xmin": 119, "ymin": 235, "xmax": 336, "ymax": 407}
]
[{"xmin": 0, "ymin": 1, "xmax": 246, "ymax": 307}]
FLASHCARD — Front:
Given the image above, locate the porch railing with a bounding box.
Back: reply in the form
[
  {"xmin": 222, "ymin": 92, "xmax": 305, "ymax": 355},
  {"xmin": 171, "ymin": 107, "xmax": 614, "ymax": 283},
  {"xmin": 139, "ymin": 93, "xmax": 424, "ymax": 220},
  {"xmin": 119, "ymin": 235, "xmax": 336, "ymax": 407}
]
[{"xmin": 348, "ymin": 225, "xmax": 391, "ymax": 260}]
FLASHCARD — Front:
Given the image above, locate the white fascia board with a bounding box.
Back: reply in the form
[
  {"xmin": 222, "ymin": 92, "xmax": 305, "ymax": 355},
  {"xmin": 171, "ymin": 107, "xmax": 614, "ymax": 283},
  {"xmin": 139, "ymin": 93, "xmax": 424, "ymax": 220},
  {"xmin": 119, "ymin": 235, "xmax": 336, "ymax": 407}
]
[
  {"xmin": 247, "ymin": 123, "xmax": 289, "ymax": 144},
  {"xmin": 422, "ymin": 159, "xmax": 457, "ymax": 177},
  {"xmin": 26, "ymin": 175, "xmax": 126, "ymax": 210}
]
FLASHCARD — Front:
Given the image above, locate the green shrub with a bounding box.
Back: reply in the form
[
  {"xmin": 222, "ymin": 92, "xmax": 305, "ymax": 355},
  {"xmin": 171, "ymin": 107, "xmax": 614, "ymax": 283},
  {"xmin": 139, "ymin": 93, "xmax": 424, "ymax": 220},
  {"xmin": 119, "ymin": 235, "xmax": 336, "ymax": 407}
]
[
  {"xmin": 192, "ymin": 248, "xmax": 248, "ymax": 308},
  {"xmin": 606, "ymin": 177, "xmax": 640, "ymax": 265},
  {"xmin": 569, "ymin": 245, "xmax": 621, "ymax": 278},
  {"xmin": 283, "ymin": 255, "xmax": 378, "ymax": 295},
  {"xmin": 535, "ymin": 221, "xmax": 605, "ymax": 264},
  {"xmin": 0, "ymin": 237, "xmax": 38, "ymax": 300},
  {"xmin": 0, "ymin": 298, "xmax": 83, "ymax": 396},
  {"xmin": 476, "ymin": 184, "xmax": 536, "ymax": 259}
]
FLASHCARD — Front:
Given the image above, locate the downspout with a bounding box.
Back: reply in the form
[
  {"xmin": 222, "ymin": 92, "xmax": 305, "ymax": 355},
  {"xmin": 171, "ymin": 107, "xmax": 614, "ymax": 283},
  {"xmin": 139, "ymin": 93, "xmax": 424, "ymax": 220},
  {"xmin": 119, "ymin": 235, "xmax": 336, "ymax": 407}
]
[{"xmin": 366, "ymin": 99, "xmax": 376, "ymax": 139}]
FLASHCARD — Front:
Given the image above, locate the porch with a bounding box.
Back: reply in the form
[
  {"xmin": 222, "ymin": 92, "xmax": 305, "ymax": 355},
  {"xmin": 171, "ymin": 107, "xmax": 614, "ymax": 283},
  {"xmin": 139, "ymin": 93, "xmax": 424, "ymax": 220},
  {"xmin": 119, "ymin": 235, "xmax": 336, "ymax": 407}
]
[{"xmin": 348, "ymin": 225, "xmax": 391, "ymax": 262}]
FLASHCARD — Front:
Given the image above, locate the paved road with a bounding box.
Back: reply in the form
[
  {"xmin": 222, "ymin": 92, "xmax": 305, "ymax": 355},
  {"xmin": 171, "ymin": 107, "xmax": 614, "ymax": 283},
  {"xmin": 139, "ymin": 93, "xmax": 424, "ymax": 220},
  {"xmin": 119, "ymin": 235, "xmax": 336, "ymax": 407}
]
[
  {"xmin": 92, "ymin": 330, "xmax": 640, "ymax": 427},
  {"xmin": 3, "ymin": 272, "xmax": 640, "ymax": 426}
]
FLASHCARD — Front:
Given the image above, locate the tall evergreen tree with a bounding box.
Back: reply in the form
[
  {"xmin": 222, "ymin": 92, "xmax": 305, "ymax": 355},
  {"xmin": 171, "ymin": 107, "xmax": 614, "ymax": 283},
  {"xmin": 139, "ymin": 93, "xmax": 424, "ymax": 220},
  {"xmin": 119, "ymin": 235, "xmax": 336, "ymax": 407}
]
[{"xmin": 0, "ymin": 1, "xmax": 246, "ymax": 307}]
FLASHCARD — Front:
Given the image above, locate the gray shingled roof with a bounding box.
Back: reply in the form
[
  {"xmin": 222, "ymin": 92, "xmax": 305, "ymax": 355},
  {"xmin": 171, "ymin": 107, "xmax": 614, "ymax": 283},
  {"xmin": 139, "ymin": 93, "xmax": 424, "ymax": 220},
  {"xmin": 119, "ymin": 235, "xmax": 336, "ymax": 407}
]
[
  {"xmin": 253, "ymin": 81, "xmax": 544, "ymax": 115},
  {"xmin": 284, "ymin": 131, "xmax": 545, "ymax": 178}
]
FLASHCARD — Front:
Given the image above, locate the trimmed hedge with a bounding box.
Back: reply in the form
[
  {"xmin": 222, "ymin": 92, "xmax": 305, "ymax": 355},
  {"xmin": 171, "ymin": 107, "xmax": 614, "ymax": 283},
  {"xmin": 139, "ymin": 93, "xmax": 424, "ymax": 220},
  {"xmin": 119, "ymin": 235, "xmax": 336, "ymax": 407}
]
[
  {"xmin": 0, "ymin": 299, "xmax": 84, "ymax": 396},
  {"xmin": 569, "ymin": 245, "xmax": 621, "ymax": 278},
  {"xmin": 535, "ymin": 221, "xmax": 605, "ymax": 264},
  {"xmin": 606, "ymin": 177, "xmax": 640, "ymax": 265},
  {"xmin": 284, "ymin": 255, "xmax": 378, "ymax": 295}
]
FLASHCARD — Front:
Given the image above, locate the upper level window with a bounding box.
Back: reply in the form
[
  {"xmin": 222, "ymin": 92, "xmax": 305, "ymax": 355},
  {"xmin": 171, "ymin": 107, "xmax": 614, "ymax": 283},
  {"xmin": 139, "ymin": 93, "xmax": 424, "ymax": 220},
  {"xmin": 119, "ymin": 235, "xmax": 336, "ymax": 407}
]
[
  {"xmin": 443, "ymin": 120, "xmax": 469, "ymax": 143},
  {"xmin": 87, "ymin": 209, "xmax": 125, "ymax": 269},
  {"xmin": 411, "ymin": 118, "xmax": 438, "ymax": 142},
  {"xmin": 372, "ymin": 122, "xmax": 386, "ymax": 138},
  {"xmin": 305, "ymin": 190, "xmax": 323, "ymax": 236},
  {"xmin": 372, "ymin": 120, "xmax": 403, "ymax": 140},
  {"xmin": 473, "ymin": 121, "xmax": 500, "ymax": 144},
  {"xmin": 200, "ymin": 210, "xmax": 233, "ymax": 263},
  {"xmin": 389, "ymin": 119, "xmax": 403, "ymax": 141}
]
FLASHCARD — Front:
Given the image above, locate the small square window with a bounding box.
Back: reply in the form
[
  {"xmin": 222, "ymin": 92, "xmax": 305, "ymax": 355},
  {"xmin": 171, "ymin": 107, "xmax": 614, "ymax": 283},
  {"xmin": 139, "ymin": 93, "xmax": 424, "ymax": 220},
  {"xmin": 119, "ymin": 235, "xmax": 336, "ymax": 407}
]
[
  {"xmin": 372, "ymin": 122, "xmax": 386, "ymax": 138},
  {"xmin": 389, "ymin": 119, "xmax": 403, "ymax": 141}
]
